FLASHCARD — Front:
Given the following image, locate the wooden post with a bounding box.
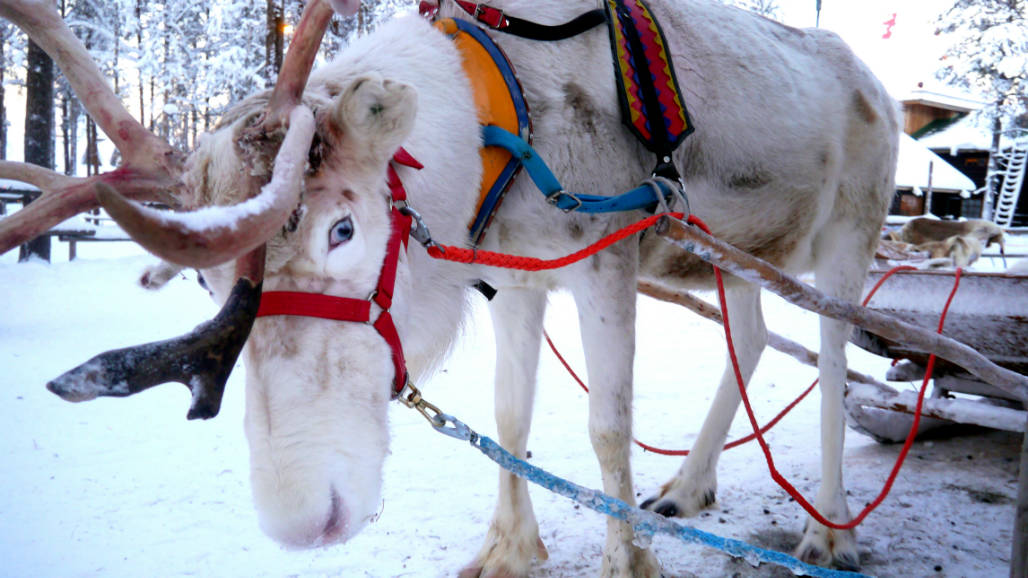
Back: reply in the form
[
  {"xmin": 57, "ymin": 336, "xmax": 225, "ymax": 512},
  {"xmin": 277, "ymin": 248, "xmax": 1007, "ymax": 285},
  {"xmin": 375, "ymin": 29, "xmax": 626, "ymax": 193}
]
[{"xmin": 1014, "ymin": 416, "xmax": 1028, "ymax": 578}]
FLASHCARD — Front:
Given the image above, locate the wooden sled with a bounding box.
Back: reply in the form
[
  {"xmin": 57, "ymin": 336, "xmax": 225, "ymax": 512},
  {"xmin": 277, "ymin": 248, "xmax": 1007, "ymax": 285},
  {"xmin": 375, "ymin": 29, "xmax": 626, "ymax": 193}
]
[{"xmin": 847, "ymin": 268, "xmax": 1028, "ymax": 443}]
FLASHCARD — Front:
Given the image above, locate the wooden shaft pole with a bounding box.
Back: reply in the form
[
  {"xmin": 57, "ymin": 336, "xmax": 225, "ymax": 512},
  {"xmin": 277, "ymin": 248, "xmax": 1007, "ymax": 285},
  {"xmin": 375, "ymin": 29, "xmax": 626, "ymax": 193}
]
[
  {"xmin": 1013, "ymin": 416, "xmax": 1028, "ymax": 578},
  {"xmin": 655, "ymin": 217, "xmax": 1028, "ymax": 402},
  {"xmin": 637, "ymin": 280, "xmax": 892, "ymax": 391}
]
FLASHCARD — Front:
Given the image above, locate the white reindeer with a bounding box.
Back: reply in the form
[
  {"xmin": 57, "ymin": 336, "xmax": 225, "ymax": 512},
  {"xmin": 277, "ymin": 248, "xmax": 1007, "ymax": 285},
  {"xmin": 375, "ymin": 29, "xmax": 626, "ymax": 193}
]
[{"xmin": 1, "ymin": 0, "xmax": 898, "ymax": 575}]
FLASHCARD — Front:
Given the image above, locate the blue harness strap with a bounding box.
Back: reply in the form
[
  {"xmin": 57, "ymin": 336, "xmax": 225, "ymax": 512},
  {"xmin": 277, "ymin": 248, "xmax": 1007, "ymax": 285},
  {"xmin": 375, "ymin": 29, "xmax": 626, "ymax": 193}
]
[{"xmin": 482, "ymin": 125, "xmax": 675, "ymax": 214}]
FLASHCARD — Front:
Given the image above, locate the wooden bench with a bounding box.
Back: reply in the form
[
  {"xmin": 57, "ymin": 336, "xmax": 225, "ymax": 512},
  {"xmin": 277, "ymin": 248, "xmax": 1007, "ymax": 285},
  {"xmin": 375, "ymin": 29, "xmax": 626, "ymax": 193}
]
[
  {"xmin": 0, "ymin": 191, "xmax": 27, "ymax": 216},
  {"xmin": 45, "ymin": 214, "xmax": 133, "ymax": 260}
]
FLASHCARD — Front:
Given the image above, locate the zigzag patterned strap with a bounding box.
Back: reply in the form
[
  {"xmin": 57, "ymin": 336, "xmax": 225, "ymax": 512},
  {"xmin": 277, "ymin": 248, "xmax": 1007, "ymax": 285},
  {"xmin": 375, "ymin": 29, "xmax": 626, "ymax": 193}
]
[{"xmin": 606, "ymin": 0, "xmax": 693, "ymax": 166}]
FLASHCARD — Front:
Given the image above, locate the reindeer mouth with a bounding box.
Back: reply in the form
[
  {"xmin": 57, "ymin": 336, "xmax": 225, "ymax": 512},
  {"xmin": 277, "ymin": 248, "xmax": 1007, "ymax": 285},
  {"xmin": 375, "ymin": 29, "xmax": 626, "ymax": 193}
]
[{"xmin": 319, "ymin": 486, "xmax": 350, "ymax": 546}]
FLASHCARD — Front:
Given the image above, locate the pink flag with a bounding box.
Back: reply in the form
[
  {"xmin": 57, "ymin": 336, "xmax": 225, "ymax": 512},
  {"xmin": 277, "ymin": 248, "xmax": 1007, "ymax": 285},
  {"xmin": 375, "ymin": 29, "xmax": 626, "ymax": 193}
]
[{"xmin": 882, "ymin": 13, "xmax": 897, "ymax": 39}]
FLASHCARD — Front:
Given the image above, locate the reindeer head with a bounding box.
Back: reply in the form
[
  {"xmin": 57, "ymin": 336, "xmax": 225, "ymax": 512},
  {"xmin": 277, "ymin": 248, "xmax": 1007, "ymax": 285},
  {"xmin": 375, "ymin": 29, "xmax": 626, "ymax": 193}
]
[
  {"xmin": 0, "ymin": 0, "xmax": 434, "ymax": 549},
  {"xmin": 196, "ymin": 74, "xmax": 420, "ymax": 548}
]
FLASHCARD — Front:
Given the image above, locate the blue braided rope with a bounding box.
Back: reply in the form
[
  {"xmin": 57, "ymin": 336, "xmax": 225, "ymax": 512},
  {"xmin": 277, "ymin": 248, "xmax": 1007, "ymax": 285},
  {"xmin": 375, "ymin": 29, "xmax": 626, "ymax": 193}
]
[{"xmin": 430, "ymin": 416, "xmax": 869, "ymax": 578}]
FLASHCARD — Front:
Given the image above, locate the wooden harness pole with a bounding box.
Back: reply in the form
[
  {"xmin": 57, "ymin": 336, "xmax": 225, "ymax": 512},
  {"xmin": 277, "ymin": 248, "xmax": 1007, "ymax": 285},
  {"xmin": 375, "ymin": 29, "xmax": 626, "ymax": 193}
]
[
  {"xmin": 1015, "ymin": 415, "xmax": 1028, "ymax": 578},
  {"xmin": 653, "ymin": 216, "xmax": 1028, "ymax": 402}
]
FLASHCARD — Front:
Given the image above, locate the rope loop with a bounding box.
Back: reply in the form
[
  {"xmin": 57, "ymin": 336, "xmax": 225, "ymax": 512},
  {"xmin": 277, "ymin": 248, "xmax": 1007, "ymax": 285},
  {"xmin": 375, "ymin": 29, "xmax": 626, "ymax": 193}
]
[{"xmin": 420, "ymin": 210, "xmax": 965, "ymax": 532}]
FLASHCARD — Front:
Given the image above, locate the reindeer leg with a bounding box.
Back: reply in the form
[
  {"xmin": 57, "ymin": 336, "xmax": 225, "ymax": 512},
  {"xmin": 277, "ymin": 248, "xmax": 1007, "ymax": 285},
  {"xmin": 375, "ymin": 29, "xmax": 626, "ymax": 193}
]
[
  {"xmin": 572, "ymin": 261, "xmax": 660, "ymax": 578},
  {"xmin": 139, "ymin": 260, "xmax": 186, "ymax": 290},
  {"xmin": 795, "ymin": 228, "xmax": 866, "ymax": 571},
  {"xmin": 642, "ymin": 283, "xmax": 767, "ymax": 518},
  {"xmin": 461, "ymin": 288, "xmax": 549, "ymax": 578}
]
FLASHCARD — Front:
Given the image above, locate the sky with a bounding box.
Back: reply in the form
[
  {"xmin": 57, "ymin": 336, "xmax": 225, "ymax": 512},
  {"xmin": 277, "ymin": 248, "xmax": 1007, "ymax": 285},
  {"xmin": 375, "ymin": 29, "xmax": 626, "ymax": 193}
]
[{"xmin": 774, "ymin": 0, "xmax": 954, "ymax": 96}]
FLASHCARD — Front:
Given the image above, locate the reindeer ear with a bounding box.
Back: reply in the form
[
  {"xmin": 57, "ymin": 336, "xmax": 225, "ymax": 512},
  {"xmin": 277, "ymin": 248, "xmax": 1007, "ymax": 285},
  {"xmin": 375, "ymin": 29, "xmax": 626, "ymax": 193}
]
[{"xmin": 330, "ymin": 74, "xmax": 419, "ymax": 164}]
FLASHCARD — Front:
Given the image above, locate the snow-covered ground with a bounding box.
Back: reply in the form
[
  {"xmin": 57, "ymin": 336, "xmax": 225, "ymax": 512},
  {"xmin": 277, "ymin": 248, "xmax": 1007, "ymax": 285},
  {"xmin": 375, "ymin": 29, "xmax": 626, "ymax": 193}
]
[{"xmin": 1, "ymin": 237, "xmax": 1024, "ymax": 577}]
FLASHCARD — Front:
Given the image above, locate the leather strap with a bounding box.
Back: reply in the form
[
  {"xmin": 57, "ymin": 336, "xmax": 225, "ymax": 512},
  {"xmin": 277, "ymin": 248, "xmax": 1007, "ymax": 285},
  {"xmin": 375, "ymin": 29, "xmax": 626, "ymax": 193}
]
[{"xmin": 423, "ymin": 0, "xmax": 606, "ymax": 41}]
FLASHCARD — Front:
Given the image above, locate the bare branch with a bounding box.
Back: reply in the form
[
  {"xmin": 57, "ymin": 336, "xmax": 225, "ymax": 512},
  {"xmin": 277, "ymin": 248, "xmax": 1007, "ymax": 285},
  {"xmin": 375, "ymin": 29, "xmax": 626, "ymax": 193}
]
[{"xmin": 638, "ymin": 280, "xmax": 891, "ymax": 390}]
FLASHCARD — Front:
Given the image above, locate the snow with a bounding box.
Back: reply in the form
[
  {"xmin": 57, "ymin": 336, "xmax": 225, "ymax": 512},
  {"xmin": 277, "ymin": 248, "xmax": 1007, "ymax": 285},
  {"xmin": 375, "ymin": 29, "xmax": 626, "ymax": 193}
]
[
  {"xmin": 0, "ymin": 179, "xmax": 40, "ymax": 193},
  {"xmin": 896, "ymin": 134, "xmax": 976, "ymax": 195},
  {"xmin": 899, "ymin": 87, "xmax": 984, "ymax": 114},
  {"xmin": 918, "ymin": 114, "xmax": 1028, "ymax": 156},
  {"xmin": 0, "ymin": 242, "xmax": 1024, "ymax": 577}
]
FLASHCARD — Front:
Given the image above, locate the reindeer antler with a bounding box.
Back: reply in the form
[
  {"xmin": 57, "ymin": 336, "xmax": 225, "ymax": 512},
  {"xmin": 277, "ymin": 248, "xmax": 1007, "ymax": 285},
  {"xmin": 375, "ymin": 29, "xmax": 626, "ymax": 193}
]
[
  {"xmin": 3, "ymin": 0, "xmax": 356, "ymax": 418},
  {"xmin": 0, "ymin": 0, "xmax": 185, "ymax": 254},
  {"xmin": 0, "ymin": 0, "xmax": 342, "ymax": 267},
  {"xmin": 90, "ymin": 0, "xmax": 339, "ymax": 268},
  {"xmin": 48, "ymin": 247, "xmax": 266, "ymax": 420}
]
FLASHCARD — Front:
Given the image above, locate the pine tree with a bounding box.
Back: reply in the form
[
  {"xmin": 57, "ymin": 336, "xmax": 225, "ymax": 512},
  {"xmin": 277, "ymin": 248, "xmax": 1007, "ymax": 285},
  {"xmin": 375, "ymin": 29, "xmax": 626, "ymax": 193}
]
[{"xmin": 936, "ymin": 0, "xmax": 1028, "ymax": 219}]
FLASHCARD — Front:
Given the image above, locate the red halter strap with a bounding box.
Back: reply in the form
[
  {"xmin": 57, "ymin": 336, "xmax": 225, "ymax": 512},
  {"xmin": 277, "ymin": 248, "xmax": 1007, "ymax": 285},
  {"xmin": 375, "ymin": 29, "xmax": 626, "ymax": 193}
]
[{"xmin": 256, "ymin": 148, "xmax": 424, "ymax": 398}]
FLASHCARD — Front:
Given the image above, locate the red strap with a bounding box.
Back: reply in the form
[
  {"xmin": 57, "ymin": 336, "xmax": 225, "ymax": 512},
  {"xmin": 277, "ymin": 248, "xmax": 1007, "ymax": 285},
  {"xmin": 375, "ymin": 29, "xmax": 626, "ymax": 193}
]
[
  {"xmin": 393, "ymin": 147, "xmax": 424, "ymax": 170},
  {"xmin": 257, "ymin": 291, "xmax": 371, "ymax": 322},
  {"xmin": 373, "ymin": 311, "xmax": 407, "ymax": 395},
  {"xmin": 255, "ymin": 149, "xmax": 422, "ymax": 398},
  {"xmin": 453, "ymin": 0, "xmax": 509, "ymax": 29},
  {"xmin": 374, "ymin": 204, "xmax": 412, "ymax": 312},
  {"xmin": 418, "ymin": 1, "xmax": 439, "ymax": 19}
]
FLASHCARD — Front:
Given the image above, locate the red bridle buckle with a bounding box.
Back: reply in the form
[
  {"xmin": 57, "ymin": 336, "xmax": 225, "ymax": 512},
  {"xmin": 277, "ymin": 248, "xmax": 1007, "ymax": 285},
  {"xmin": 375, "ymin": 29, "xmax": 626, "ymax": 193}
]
[
  {"xmin": 474, "ymin": 4, "xmax": 508, "ymax": 29},
  {"xmin": 418, "ymin": 0, "xmax": 439, "ymax": 19}
]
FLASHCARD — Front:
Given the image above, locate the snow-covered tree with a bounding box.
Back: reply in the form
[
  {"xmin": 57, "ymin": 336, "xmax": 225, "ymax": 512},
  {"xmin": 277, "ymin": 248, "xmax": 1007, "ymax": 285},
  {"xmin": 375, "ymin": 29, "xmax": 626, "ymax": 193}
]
[
  {"xmin": 937, "ymin": 0, "xmax": 1028, "ymax": 125},
  {"xmin": 327, "ymin": 0, "xmax": 413, "ymax": 46},
  {"xmin": 726, "ymin": 0, "xmax": 782, "ymax": 20},
  {"xmin": 0, "ymin": 0, "xmax": 414, "ymax": 168},
  {"xmin": 936, "ymin": 0, "xmax": 1028, "ymax": 219},
  {"xmin": 1, "ymin": 21, "xmax": 26, "ymax": 161}
]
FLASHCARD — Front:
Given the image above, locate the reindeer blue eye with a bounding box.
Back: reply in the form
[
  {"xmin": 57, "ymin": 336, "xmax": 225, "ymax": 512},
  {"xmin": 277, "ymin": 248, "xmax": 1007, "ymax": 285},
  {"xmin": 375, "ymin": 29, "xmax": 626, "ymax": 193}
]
[{"xmin": 329, "ymin": 216, "xmax": 354, "ymax": 248}]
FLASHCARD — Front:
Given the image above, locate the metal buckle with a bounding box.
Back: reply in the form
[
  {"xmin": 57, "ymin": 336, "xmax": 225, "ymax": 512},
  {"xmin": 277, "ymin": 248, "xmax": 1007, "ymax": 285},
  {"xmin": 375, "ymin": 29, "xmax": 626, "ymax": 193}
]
[
  {"xmin": 546, "ymin": 190, "xmax": 583, "ymax": 213},
  {"xmin": 397, "ymin": 379, "xmax": 475, "ymax": 441},
  {"xmin": 399, "ymin": 205, "xmax": 439, "ymax": 248}
]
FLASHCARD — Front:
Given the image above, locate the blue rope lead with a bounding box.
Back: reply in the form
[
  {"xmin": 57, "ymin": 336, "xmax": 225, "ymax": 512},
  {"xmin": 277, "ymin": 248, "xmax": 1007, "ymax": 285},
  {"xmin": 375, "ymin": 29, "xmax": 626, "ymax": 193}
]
[{"xmin": 427, "ymin": 413, "xmax": 868, "ymax": 578}]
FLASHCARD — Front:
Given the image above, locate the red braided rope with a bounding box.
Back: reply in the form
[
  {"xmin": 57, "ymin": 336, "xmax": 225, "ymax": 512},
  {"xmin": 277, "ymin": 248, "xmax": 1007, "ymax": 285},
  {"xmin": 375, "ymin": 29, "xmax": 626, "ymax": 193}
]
[
  {"xmin": 544, "ymin": 256, "xmax": 922, "ymax": 460},
  {"xmin": 422, "ymin": 211, "xmax": 961, "ymax": 530},
  {"xmin": 426, "ymin": 212, "xmax": 684, "ymax": 269},
  {"xmin": 544, "ymin": 330, "xmax": 818, "ymax": 456},
  {"xmin": 717, "ymin": 255, "xmax": 962, "ymax": 531}
]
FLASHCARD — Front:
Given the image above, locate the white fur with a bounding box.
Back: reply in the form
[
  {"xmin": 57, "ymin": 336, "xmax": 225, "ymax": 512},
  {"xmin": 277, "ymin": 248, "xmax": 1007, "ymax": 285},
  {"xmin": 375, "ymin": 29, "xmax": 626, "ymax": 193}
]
[{"xmin": 188, "ymin": 2, "xmax": 898, "ymax": 575}]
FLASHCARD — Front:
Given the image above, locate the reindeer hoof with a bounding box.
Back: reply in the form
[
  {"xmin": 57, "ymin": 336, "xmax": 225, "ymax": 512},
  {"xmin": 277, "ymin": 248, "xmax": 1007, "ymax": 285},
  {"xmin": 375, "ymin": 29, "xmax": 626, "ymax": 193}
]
[
  {"xmin": 641, "ymin": 486, "xmax": 716, "ymax": 519},
  {"xmin": 653, "ymin": 502, "xmax": 679, "ymax": 518}
]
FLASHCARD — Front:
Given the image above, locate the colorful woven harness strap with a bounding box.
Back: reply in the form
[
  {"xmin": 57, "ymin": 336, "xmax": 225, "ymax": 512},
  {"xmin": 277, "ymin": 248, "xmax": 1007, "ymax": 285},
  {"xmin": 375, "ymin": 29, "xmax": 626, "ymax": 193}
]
[{"xmin": 605, "ymin": 0, "xmax": 693, "ymax": 177}]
